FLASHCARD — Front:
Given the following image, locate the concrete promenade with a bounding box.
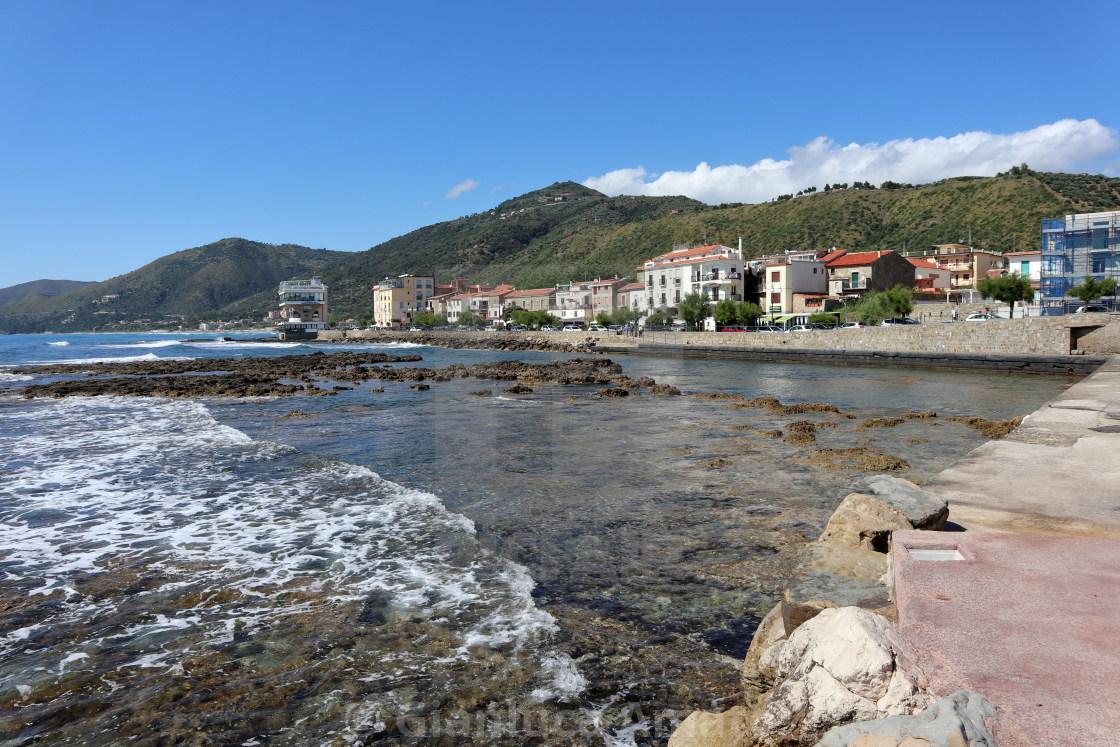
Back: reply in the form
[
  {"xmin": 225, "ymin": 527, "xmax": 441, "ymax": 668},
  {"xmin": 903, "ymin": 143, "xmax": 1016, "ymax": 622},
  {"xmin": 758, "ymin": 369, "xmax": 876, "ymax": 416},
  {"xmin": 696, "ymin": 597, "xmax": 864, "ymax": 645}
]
[
  {"xmin": 894, "ymin": 354, "xmax": 1120, "ymax": 745},
  {"xmin": 922, "ymin": 354, "xmax": 1120, "ymax": 537}
]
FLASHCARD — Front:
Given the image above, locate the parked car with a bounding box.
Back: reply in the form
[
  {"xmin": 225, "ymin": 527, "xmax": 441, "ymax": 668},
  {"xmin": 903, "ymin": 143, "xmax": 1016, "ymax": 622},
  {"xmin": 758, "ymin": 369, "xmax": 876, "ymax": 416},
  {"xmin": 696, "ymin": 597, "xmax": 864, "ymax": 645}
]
[
  {"xmin": 1074, "ymin": 305, "xmax": 1109, "ymax": 313},
  {"xmin": 964, "ymin": 313, "xmax": 1004, "ymax": 322},
  {"xmin": 838, "ymin": 321, "xmax": 866, "ymax": 329},
  {"xmin": 539, "ymin": 325, "xmax": 556, "ymax": 331},
  {"xmin": 881, "ymin": 317, "xmax": 921, "ymax": 326},
  {"xmin": 788, "ymin": 324, "xmax": 818, "ymax": 332},
  {"xmin": 719, "ymin": 325, "xmax": 749, "ymax": 332},
  {"xmin": 562, "ymin": 324, "xmax": 582, "ymax": 332},
  {"xmin": 511, "ymin": 325, "xmax": 528, "ymax": 331},
  {"xmin": 753, "ymin": 325, "xmax": 787, "ymax": 333},
  {"xmin": 587, "ymin": 324, "xmax": 607, "ymax": 332}
]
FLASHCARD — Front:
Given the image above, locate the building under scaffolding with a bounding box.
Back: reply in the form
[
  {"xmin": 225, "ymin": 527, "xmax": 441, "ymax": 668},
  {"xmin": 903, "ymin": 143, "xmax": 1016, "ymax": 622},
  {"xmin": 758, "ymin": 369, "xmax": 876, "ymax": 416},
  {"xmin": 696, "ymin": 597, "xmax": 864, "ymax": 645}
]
[{"xmin": 1040, "ymin": 210, "xmax": 1120, "ymax": 314}]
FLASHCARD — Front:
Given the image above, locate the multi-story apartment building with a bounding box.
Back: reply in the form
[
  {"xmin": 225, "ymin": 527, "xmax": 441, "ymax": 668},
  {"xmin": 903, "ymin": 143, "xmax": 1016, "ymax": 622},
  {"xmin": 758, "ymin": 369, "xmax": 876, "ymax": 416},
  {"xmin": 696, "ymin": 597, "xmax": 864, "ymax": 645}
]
[
  {"xmin": 759, "ymin": 257, "xmax": 827, "ymax": 314},
  {"xmin": 641, "ymin": 244, "xmax": 745, "ymax": 314},
  {"xmin": 445, "ymin": 288, "xmax": 494, "ymax": 323},
  {"xmin": 484, "ymin": 285, "xmax": 516, "ymax": 323},
  {"xmin": 824, "ymin": 249, "xmax": 915, "ymax": 297},
  {"xmin": 502, "ymin": 288, "xmax": 557, "ymax": 315},
  {"xmin": 616, "ymin": 282, "xmax": 649, "ymax": 316},
  {"xmin": 277, "ymin": 278, "xmax": 328, "ymax": 338},
  {"xmin": 373, "ymin": 275, "xmax": 435, "ymax": 327},
  {"xmin": 1041, "ymin": 210, "xmax": 1120, "ymax": 313},
  {"xmin": 555, "ymin": 282, "xmax": 595, "ymax": 324},
  {"xmin": 590, "ymin": 278, "xmax": 629, "ymax": 318},
  {"xmin": 902, "ymin": 244, "xmax": 1003, "ymax": 289}
]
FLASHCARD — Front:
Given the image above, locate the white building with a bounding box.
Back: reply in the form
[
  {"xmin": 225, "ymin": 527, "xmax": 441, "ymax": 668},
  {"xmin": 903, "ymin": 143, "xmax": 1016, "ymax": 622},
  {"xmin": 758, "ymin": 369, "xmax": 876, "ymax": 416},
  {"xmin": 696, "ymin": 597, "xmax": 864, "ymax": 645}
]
[
  {"xmin": 555, "ymin": 281, "xmax": 594, "ymax": 324},
  {"xmin": 641, "ymin": 244, "xmax": 745, "ymax": 314}
]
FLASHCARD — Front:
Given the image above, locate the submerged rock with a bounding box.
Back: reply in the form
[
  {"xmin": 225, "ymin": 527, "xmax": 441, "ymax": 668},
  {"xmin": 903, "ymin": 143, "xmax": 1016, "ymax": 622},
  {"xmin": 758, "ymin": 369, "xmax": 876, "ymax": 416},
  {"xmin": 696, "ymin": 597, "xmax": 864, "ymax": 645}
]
[
  {"xmin": 944, "ymin": 415, "xmax": 1023, "ymax": 439},
  {"xmin": 861, "ymin": 417, "xmax": 905, "ymax": 429}
]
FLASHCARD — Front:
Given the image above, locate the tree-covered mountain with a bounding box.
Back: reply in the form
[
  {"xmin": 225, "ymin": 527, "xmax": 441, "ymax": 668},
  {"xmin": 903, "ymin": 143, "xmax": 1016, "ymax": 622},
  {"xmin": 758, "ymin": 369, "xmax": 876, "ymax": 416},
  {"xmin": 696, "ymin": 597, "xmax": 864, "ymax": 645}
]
[
  {"xmin": 0, "ymin": 279, "xmax": 97, "ymax": 307},
  {"xmin": 320, "ymin": 172, "xmax": 1120, "ymax": 318},
  {"xmin": 3, "ymin": 171, "xmax": 1118, "ymax": 331},
  {"xmin": 0, "ymin": 238, "xmax": 346, "ymax": 333}
]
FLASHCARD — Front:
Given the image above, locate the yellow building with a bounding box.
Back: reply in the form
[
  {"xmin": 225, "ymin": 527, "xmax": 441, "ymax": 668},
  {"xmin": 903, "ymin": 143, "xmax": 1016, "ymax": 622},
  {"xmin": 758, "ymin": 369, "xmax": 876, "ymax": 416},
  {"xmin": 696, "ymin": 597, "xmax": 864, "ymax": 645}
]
[{"xmin": 373, "ymin": 275, "xmax": 434, "ymax": 327}]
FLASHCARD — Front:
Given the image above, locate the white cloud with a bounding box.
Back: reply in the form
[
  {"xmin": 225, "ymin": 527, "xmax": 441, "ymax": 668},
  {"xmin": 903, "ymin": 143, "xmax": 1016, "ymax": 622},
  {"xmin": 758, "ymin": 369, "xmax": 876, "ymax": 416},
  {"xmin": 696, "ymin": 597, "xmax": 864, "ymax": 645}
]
[
  {"xmin": 446, "ymin": 179, "xmax": 481, "ymax": 200},
  {"xmin": 584, "ymin": 119, "xmax": 1119, "ymax": 204}
]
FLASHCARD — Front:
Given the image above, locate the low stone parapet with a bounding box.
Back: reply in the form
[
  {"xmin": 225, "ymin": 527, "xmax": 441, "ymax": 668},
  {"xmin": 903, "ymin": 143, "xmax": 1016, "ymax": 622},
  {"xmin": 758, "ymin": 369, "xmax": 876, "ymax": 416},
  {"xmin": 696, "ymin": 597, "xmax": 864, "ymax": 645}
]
[{"xmin": 641, "ymin": 316, "xmax": 1109, "ymax": 356}]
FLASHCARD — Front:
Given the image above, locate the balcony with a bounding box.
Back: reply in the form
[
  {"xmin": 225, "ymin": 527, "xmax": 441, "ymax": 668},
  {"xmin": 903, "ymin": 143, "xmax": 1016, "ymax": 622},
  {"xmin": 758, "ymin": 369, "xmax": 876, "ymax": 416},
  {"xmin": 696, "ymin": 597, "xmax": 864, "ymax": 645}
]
[{"xmin": 834, "ymin": 278, "xmax": 867, "ymax": 292}]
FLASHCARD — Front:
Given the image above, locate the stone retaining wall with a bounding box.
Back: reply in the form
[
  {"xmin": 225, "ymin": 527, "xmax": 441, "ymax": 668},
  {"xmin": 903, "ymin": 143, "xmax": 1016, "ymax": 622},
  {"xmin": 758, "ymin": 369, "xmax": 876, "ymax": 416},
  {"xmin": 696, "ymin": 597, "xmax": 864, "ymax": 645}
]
[
  {"xmin": 640, "ymin": 315, "xmax": 1111, "ymax": 356},
  {"xmin": 608, "ymin": 344, "xmax": 1107, "ymax": 374}
]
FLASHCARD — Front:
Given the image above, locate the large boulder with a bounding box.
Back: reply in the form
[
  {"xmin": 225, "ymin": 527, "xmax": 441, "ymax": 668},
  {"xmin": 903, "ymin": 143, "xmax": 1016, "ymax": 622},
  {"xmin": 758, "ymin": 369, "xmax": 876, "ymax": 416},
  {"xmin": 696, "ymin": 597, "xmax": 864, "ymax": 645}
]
[
  {"xmin": 747, "ymin": 607, "xmax": 932, "ymax": 747},
  {"xmin": 820, "ymin": 477, "xmax": 948, "ymax": 554},
  {"xmin": 742, "ymin": 600, "xmax": 830, "ymax": 696},
  {"xmin": 667, "ymin": 706, "xmax": 751, "ymax": 747},
  {"xmin": 845, "ymin": 476, "xmax": 949, "ymax": 532},
  {"xmin": 816, "ymin": 690, "xmax": 998, "ymax": 747}
]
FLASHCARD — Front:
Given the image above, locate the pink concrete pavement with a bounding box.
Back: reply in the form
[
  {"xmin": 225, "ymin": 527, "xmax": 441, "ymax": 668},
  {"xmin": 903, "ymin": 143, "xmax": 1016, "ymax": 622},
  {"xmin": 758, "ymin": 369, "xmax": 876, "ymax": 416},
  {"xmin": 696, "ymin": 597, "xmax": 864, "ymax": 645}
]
[{"xmin": 893, "ymin": 530, "xmax": 1120, "ymax": 746}]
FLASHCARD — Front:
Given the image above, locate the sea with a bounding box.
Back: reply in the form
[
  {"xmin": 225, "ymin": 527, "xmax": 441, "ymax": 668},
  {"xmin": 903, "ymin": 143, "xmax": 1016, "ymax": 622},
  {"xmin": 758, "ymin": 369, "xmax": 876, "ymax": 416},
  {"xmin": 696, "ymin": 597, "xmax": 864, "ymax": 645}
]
[{"xmin": 0, "ymin": 333, "xmax": 1073, "ymax": 746}]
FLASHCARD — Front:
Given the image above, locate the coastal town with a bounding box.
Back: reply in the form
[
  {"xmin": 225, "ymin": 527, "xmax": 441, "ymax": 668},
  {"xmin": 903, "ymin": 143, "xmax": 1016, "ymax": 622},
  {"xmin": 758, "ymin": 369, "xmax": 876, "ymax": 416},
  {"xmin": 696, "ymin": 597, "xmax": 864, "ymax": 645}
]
[{"xmin": 272, "ymin": 209, "xmax": 1120, "ymax": 338}]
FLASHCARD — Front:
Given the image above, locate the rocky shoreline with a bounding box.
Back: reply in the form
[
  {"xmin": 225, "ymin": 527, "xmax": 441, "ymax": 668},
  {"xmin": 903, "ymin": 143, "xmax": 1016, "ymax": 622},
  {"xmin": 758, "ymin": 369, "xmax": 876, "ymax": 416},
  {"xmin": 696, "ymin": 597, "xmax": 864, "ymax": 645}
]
[
  {"xmin": 668, "ymin": 476, "xmax": 1001, "ymax": 747},
  {"xmin": 14, "ymin": 351, "xmax": 674, "ymax": 400},
  {"xmin": 11, "ymin": 347, "xmax": 1028, "ymax": 745}
]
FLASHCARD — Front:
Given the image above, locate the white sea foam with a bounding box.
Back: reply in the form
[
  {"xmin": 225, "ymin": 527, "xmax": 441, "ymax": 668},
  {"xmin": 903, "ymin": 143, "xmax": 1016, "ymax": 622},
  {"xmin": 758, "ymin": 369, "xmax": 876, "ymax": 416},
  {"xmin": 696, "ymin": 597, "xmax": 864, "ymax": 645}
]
[
  {"xmin": 97, "ymin": 339, "xmax": 184, "ymax": 349},
  {"xmin": 185, "ymin": 340, "xmax": 301, "ymax": 350},
  {"xmin": 51, "ymin": 352, "xmax": 195, "ymax": 364},
  {"xmin": 530, "ymin": 653, "xmax": 589, "ymax": 703},
  {"xmin": 0, "ymin": 395, "xmax": 577, "ymax": 708},
  {"xmin": 0, "ymin": 371, "xmax": 33, "ymax": 382},
  {"xmin": 46, "ymin": 341, "xmax": 70, "ymax": 346}
]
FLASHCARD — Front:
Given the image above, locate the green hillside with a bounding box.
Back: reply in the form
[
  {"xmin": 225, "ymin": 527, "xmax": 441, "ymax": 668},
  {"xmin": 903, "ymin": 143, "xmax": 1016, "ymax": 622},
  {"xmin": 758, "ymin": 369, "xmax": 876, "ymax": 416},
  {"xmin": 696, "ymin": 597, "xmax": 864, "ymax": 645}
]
[
  {"xmin": 0, "ymin": 279, "xmax": 97, "ymax": 307},
  {"xmin": 0, "ymin": 238, "xmax": 346, "ymax": 333},
  {"xmin": 322, "ymin": 171, "xmax": 1120, "ymax": 318},
  {"xmin": 3, "ymin": 170, "xmax": 1118, "ymax": 331}
]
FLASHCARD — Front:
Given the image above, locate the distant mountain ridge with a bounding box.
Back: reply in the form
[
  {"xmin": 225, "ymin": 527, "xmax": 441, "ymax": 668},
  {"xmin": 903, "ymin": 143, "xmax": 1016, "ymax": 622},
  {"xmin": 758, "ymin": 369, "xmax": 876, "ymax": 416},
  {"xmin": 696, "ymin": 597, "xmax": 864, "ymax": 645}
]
[
  {"xmin": 0, "ymin": 279, "xmax": 97, "ymax": 307},
  {"xmin": 0, "ymin": 238, "xmax": 346, "ymax": 333},
  {"xmin": 2, "ymin": 171, "xmax": 1118, "ymax": 332}
]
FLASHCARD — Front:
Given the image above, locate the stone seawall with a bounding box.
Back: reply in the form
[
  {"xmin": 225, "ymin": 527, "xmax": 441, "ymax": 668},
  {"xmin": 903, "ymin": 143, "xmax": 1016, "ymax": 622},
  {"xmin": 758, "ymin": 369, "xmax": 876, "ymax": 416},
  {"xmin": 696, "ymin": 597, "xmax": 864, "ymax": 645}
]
[
  {"xmin": 319, "ymin": 323, "xmax": 1115, "ymax": 374},
  {"xmin": 640, "ymin": 315, "xmax": 1111, "ymax": 356},
  {"xmin": 605, "ymin": 344, "xmax": 1108, "ymax": 375}
]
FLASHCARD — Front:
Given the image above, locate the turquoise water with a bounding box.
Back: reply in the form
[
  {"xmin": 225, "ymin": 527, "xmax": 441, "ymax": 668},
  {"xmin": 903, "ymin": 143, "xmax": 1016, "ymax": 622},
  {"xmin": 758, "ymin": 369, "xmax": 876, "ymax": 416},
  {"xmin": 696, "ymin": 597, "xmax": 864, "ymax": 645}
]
[{"xmin": 0, "ymin": 333, "xmax": 1073, "ymax": 745}]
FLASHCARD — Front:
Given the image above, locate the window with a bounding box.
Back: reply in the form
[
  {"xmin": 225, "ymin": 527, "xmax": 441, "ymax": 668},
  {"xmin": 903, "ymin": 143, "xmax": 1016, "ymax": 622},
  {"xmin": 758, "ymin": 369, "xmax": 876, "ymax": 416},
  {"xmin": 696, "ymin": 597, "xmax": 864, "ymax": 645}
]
[
  {"xmin": 771, "ymin": 271, "xmax": 780, "ymax": 282},
  {"xmin": 770, "ymin": 292, "xmax": 781, "ymax": 304},
  {"xmin": 813, "ymin": 268, "xmax": 818, "ymax": 274},
  {"xmin": 674, "ymin": 290, "xmax": 681, "ymax": 303},
  {"xmin": 1021, "ymin": 261, "xmax": 1030, "ymax": 275}
]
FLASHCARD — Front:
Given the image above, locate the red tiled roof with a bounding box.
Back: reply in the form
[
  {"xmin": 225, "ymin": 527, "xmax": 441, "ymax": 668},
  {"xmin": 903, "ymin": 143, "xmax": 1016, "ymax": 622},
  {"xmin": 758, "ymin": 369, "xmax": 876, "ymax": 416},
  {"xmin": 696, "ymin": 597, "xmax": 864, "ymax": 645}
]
[
  {"xmin": 656, "ymin": 244, "xmax": 722, "ymax": 261},
  {"xmin": 619, "ymin": 282, "xmax": 645, "ymax": 292},
  {"xmin": 826, "ymin": 250, "xmax": 893, "ymax": 268},
  {"xmin": 907, "ymin": 258, "xmax": 940, "ymax": 269},
  {"xmin": 820, "ymin": 248, "xmax": 847, "ymax": 263},
  {"xmin": 504, "ymin": 288, "xmax": 555, "ymax": 298}
]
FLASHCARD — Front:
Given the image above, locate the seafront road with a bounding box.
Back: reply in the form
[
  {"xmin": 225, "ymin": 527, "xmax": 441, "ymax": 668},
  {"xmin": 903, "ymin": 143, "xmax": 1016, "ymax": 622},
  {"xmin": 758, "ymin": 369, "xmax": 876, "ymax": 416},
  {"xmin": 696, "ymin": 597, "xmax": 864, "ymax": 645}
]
[{"xmin": 895, "ymin": 354, "xmax": 1120, "ymax": 746}]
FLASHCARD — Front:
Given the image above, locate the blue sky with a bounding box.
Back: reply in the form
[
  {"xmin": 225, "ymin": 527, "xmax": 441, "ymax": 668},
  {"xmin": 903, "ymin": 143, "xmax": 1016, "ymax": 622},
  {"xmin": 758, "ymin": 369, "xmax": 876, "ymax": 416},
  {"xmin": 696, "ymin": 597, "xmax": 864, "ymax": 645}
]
[{"xmin": 2, "ymin": 0, "xmax": 1119, "ymax": 286}]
